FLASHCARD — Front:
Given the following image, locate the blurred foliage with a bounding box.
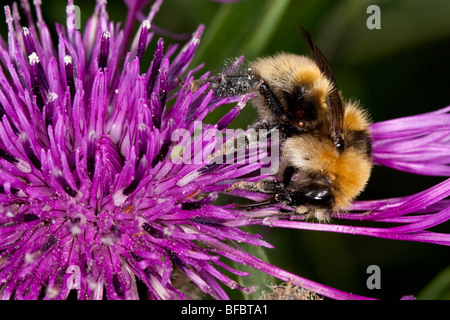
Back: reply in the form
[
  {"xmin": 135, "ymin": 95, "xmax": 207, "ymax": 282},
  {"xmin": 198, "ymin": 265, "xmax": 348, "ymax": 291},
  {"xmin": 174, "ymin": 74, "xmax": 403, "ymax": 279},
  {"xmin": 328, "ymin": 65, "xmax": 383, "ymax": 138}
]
[
  {"xmin": 1, "ymin": 0, "xmax": 449, "ymax": 300},
  {"xmin": 417, "ymin": 266, "xmax": 450, "ymax": 300}
]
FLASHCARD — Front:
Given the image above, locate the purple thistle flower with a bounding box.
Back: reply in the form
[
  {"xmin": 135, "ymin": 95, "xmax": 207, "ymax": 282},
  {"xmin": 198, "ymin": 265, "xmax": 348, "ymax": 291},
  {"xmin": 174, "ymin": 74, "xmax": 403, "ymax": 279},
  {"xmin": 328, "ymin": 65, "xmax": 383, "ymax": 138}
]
[
  {"xmin": 0, "ymin": 0, "xmax": 448, "ymax": 301},
  {"xmin": 0, "ymin": 0, "xmax": 262, "ymax": 300}
]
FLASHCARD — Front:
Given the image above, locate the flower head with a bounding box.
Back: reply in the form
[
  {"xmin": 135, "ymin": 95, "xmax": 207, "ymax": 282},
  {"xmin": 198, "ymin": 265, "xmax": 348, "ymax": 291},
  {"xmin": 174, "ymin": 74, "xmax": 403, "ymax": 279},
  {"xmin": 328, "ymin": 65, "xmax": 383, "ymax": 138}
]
[
  {"xmin": 0, "ymin": 0, "xmax": 449, "ymax": 301},
  {"xmin": 0, "ymin": 0, "xmax": 268, "ymax": 300}
]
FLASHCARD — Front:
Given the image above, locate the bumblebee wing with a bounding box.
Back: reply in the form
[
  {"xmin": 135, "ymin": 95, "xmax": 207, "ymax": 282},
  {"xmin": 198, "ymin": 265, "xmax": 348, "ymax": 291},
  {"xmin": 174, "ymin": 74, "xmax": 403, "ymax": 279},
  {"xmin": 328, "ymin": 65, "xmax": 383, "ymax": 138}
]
[{"xmin": 298, "ymin": 26, "xmax": 344, "ymax": 149}]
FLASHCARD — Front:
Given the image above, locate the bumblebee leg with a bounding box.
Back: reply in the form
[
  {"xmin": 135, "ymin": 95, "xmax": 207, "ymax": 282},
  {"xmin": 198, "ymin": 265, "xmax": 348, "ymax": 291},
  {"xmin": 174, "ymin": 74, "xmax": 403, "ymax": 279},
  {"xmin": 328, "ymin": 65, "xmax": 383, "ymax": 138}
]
[
  {"xmin": 227, "ymin": 179, "xmax": 284, "ymax": 194},
  {"xmin": 207, "ymin": 131, "xmax": 252, "ymax": 162},
  {"xmin": 282, "ymin": 166, "xmax": 295, "ymax": 188},
  {"xmin": 234, "ymin": 198, "xmax": 277, "ymax": 209},
  {"xmin": 194, "ymin": 73, "xmax": 260, "ymax": 97},
  {"xmin": 248, "ymin": 119, "xmax": 279, "ymax": 131},
  {"xmin": 208, "ymin": 119, "xmax": 282, "ymax": 162},
  {"xmin": 259, "ymin": 82, "xmax": 284, "ymax": 118},
  {"xmin": 227, "ymin": 179, "xmax": 283, "ymax": 210},
  {"xmin": 208, "ymin": 125, "xmax": 271, "ymax": 162}
]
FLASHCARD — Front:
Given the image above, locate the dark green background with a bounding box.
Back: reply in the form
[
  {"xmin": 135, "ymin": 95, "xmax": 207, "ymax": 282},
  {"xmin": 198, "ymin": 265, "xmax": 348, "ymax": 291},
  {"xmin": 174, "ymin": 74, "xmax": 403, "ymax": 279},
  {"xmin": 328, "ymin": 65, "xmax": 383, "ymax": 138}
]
[{"xmin": 1, "ymin": 0, "xmax": 449, "ymax": 299}]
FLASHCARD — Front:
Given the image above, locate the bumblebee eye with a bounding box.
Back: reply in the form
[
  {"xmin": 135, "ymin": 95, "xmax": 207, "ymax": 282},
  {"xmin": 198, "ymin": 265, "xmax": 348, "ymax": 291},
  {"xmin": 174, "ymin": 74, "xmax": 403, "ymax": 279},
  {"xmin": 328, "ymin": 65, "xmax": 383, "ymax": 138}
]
[{"xmin": 302, "ymin": 189, "xmax": 332, "ymax": 206}]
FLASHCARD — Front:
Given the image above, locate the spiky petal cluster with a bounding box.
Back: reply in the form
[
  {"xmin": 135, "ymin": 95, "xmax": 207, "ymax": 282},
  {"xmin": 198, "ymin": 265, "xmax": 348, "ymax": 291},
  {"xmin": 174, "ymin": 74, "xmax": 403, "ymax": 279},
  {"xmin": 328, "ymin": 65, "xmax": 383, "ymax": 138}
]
[{"xmin": 0, "ymin": 0, "xmax": 273, "ymax": 300}]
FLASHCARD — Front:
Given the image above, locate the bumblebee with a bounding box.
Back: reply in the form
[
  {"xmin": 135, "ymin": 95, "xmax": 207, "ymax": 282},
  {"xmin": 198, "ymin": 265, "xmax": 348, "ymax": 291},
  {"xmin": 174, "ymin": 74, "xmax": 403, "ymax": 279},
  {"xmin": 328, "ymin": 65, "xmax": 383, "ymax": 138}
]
[{"xmin": 193, "ymin": 28, "xmax": 372, "ymax": 221}]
